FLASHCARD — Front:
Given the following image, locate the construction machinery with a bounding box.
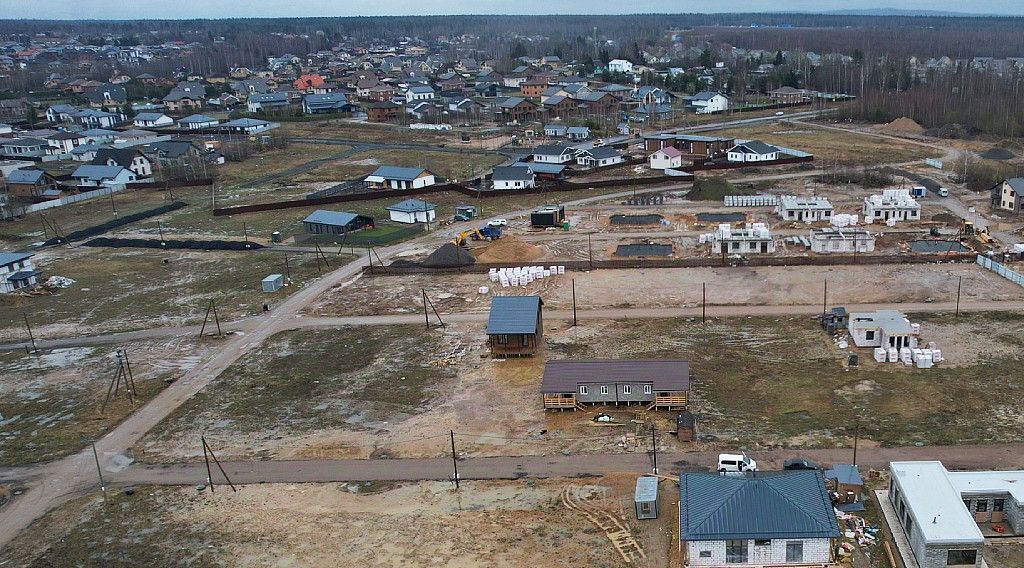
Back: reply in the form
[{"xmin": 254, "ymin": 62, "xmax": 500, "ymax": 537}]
[
  {"xmin": 961, "ymin": 220, "xmax": 994, "ymax": 244},
  {"xmin": 450, "ymin": 226, "xmax": 502, "ymax": 247}
]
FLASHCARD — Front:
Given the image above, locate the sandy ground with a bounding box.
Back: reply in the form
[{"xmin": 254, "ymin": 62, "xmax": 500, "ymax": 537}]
[
  {"xmin": 2, "ymin": 476, "xmax": 674, "ymax": 568},
  {"xmin": 308, "ymin": 263, "xmax": 1024, "ymax": 317}
]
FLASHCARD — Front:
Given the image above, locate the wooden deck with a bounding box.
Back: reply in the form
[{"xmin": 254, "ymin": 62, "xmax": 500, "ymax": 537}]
[
  {"xmin": 648, "ymin": 394, "xmax": 688, "ymax": 410},
  {"xmin": 543, "ymin": 394, "xmax": 582, "ymax": 410}
]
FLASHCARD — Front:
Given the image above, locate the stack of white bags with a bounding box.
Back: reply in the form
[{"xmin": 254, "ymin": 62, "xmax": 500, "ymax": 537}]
[{"xmin": 489, "ymin": 265, "xmax": 566, "ymax": 288}]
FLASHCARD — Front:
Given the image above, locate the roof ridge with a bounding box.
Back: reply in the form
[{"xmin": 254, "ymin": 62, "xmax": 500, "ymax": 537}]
[
  {"xmin": 760, "ymin": 473, "xmax": 836, "ymax": 533},
  {"xmin": 686, "ymin": 476, "xmax": 749, "ymax": 532}
]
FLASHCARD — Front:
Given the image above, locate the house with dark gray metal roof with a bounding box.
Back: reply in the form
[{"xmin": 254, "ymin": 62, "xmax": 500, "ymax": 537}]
[
  {"xmin": 246, "ymin": 92, "xmax": 291, "ymax": 113},
  {"xmin": 0, "ymin": 251, "xmax": 40, "ymax": 294},
  {"xmin": 540, "ymin": 359, "xmax": 689, "ymax": 410},
  {"xmin": 992, "ymin": 178, "xmax": 1024, "ymax": 214},
  {"xmin": 727, "ymin": 140, "xmax": 781, "ymax": 163},
  {"xmin": 486, "ymin": 295, "xmax": 543, "ymax": 357},
  {"xmin": 387, "ymin": 198, "xmax": 436, "ymax": 224},
  {"xmin": 4, "ymin": 168, "xmax": 58, "ymax": 199},
  {"xmin": 679, "ymin": 470, "xmax": 839, "ymax": 566},
  {"xmin": 301, "ymin": 209, "xmax": 374, "ymax": 235},
  {"xmin": 364, "ymin": 166, "xmax": 436, "ymax": 190},
  {"xmin": 492, "ymin": 166, "xmax": 535, "ymax": 190}
]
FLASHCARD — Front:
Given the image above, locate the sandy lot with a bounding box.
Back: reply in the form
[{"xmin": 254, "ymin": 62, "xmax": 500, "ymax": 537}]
[
  {"xmin": 309, "ymin": 263, "xmax": 1024, "ymax": 318},
  {"xmin": 0, "ymin": 335, "xmax": 212, "ymax": 466},
  {"xmin": 2, "ymin": 476, "xmax": 673, "ymax": 568}
]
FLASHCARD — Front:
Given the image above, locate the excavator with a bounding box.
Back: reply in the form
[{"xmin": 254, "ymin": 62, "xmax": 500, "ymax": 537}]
[
  {"xmin": 961, "ymin": 220, "xmax": 994, "ymax": 244},
  {"xmin": 451, "ymin": 226, "xmax": 502, "ymax": 247}
]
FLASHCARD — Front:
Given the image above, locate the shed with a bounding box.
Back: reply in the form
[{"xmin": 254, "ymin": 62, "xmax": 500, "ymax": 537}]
[
  {"xmin": 531, "ymin": 205, "xmax": 566, "ymax": 228},
  {"xmin": 635, "ymin": 476, "xmax": 659, "ymax": 520},
  {"xmin": 486, "ymin": 295, "xmax": 543, "ymax": 357},
  {"xmin": 262, "ymin": 274, "xmax": 284, "ymax": 293},
  {"xmin": 676, "ymin": 411, "xmax": 697, "ymax": 442},
  {"xmin": 302, "ymin": 210, "xmax": 374, "ymax": 235},
  {"xmin": 824, "ymin": 464, "xmax": 863, "ymax": 504}
]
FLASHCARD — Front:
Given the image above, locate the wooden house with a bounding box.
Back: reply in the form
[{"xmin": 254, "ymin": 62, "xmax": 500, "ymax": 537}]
[
  {"xmin": 486, "ymin": 295, "xmax": 543, "ymax": 357},
  {"xmin": 540, "ymin": 359, "xmax": 689, "ymax": 411}
]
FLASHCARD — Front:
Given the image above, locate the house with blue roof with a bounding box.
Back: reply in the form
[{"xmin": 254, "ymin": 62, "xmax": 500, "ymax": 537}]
[
  {"xmin": 302, "ymin": 93, "xmax": 354, "ymax": 115},
  {"xmin": 486, "ymin": 295, "xmax": 544, "ymax": 357},
  {"xmin": 71, "ymin": 164, "xmax": 137, "ymax": 189},
  {"xmin": 386, "ymin": 198, "xmax": 436, "ymax": 224},
  {"xmin": 0, "ymin": 251, "xmax": 40, "ymax": 294},
  {"xmin": 178, "ymin": 114, "xmax": 220, "ymax": 130},
  {"xmin": 679, "ymin": 470, "xmax": 840, "ymax": 566},
  {"xmin": 301, "ymin": 210, "xmax": 374, "ymax": 235},
  {"xmin": 364, "ymin": 166, "xmax": 437, "ymax": 190}
]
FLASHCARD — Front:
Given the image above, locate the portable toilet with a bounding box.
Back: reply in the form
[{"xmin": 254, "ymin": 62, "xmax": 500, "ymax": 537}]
[
  {"xmin": 262, "ymin": 273, "xmax": 284, "ymax": 293},
  {"xmin": 634, "ymin": 476, "xmax": 658, "ymax": 520},
  {"xmin": 270, "ymin": 231, "xmax": 283, "ymax": 243}
]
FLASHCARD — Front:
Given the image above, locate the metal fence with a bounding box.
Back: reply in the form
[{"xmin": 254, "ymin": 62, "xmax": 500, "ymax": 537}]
[{"xmin": 977, "ymin": 255, "xmax": 1024, "ymax": 287}]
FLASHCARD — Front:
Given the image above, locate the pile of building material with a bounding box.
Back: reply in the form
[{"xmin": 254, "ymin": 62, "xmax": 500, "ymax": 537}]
[
  {"xmin": 422, "ymin": 242, "xmax": 476, "ymax": 268},
  {"xmin": 872, "ymin": 343, "xmax": 943, "ymax": 368},
  {"xmin": 44, "ymin": 276, "xmax": 75, "ymax": 288},
  {"xmin": 835, "ymin": 509, "xmax": 881, "ymax": 554},
  {"xmin": 489, "ymin": 265, "xmax": 565, "ymax": 287},
  {"xmin": 724, "ymin": 195, "xmax": 778, "ymax": 207},
  {"xmin": 830, "ymin": 213, "xmax": 859, "ymax": 227}
]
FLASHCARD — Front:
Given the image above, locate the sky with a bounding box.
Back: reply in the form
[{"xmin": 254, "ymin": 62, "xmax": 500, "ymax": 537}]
[{"xmin": 0, "ymin": 0, "xmax": 1022, "ymax": 19}]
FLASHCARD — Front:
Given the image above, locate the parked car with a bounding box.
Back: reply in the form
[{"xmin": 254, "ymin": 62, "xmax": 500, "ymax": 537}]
[
  {"xmin": 783, "ymin": 458, "xmax": 818, "ymax": 471},
  {"xmin": 775, "ymin": 111, "xmax": 785, "ymax": 116},
  {"xmin": 592, "ymin": 138, "xmax": 606, "ymax": 147},
  {"xmin": 487, "ymin": 218, "xmax": 508, "ymax": 227},
  {"xmin": 717, "ymin": 452, "xmax": 757, "ymax": 473}
]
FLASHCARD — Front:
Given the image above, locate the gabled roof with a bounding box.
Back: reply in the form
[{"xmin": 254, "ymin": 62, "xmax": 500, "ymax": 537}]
[
  {"xmin": 178, "ymin": 114, "xmax": 220, "ymax": 124},
  {"xmin": 0, "ymin": 251, "xmax": 33, "ymax": 267},
  {"xmin": 679, "ymin": 471, "xmax": 840, "ymax": 541},
  {"xmin": 302, "ymin": 209, "xmax": 364, "ymax": 226},
  {"xmin": 387, "ymin": 198, "xmax": 437, "ymax": 213},
  {"xmin": 367, "ymin": 166, "xmax": 431, "ymax": 181},
  {"xmin": 654, "ymin": 146, "xmax": 683, "ymax": 158},
  {"xmin": 249, "ymin": 92, "xmax": 289, "ymax": 104},
  {"xmin": 6, "ymin": 168, "xmax": 46, "ymax": 184},
  {"xmin": 825, "ymin": 464, "xmax": 863, "ymax": 486},
  {"xmin": 72, "ymin": 164, "xmax": 130, "ymax": 181},
  {"xmin": 731, "ymin": 140, "xmax": 779, "ymax": 155},
  {"xmin": 221, "ymin": 118, "xmax": 271, "ymax": 128},
  {"xmin": 541, "ymin": 359, "xmax": 690, "ymax": 393},
  {"xmin": 581, "ymin": 147, "xmax": 621, "ymax": 160},
  {"xmin": 486, "ymin": 295, "xmax": 543, "ymax": 335},
  {"xmin": 534, "ymin": 144, "xmax": 575, "ymax": 157},
  {"xmin": 492, "ymin": 166, "xmax": 534, "ymax": 181},
  {"xmin": 134, "ymin": 112, "xmax": 169, "ymax": 121},
  {"xmin": 92, "ymin": 148, "xmax": 145, "ymax": 169}
]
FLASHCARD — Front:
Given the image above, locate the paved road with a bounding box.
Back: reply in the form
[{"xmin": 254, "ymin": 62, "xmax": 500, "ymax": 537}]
[{"xmin": 4, "ymin": 442, "xmax": 1021, "ymax": 489}]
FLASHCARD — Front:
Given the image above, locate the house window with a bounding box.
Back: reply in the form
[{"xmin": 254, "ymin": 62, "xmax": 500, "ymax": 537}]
[
  {"xmin": 639, "ymin": 502, "xmax": 651, "ymax": 514},
  {"xmin": 623, "ymin": 385, "xmax": 632, "ymax": 395},
  {"xmin": 725, "ymin": 540, "xmax": 748, "ymax": 564},
  {"xmin": 786, "ymin": 541, "xmax": 804, "ymax": 563},
  {"xmin": 699, "ymin": 551, "xmax": 712, "ymax": 558},
  {"xmin": 946, "ymin": 550, "xmax": 977, "ymax": 566},
  {"xmin": 963, "ymin": 499, "xmax": 972, "ymax": 510},
  {"xmin": 600, "ymin": 385, "xmax": 609, "ymax": 395},
  {"xmin": 994, "ymin": 499, "xmax": 1005, "ymax": 512},
  {"xmin": 976, "ymin": 501, "xmax": 988, "ymax": 512},
  {"xmin": 865, "ymin": 330, "xmax": 875, "ymax": 341},
  {"xmin": 495, "ymin": 334, "xmax": 508, "ymax": 345},
  {"xmin": 754, "ymin": 539, "xmax": 771, "ymax": 546},
  {"xmin": 579, "ymin": 386, "xmax": 588, "ymax": 395},
  {"xmin": 643, "ymin": 385, "xmax": 652, "ymax": 395}
]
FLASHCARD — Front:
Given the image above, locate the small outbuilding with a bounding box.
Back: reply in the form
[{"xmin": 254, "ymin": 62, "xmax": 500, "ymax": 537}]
[
  {"xmin": 825, "ymin": 464, "xmax": 863, "ymax": 504},
  {"xmin": 302, "ymin": 210, "xmax": 374, "ymax": 235},
  {"xmin": 676, "ymin": 411, "xmax": 697, "ymax": 442},
  {"xmin": 530, "ymin": 205, "xmax": 566, "ymax": 228},
  {"xmin": 261, "ymin": 274, "xmax": 284, "ymax": 293},
  {"xmin": 635, "ymin": 476, "xmax": 659, "ymax": 520},
  {"xmin": 486, "ymin": 295, "xmax": 544, "ymax": 358},
  {"xmin": 387, "ymin": 198, "xmax": 437, "ymax": 224}
]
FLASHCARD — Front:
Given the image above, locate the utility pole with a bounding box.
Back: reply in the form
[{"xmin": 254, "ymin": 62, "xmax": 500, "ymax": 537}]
[
  {"xmin": 92, "ymin": 442, "xmax": 107, "ymax": 502},
  {"xmin": 423, "ymin": 289, "xmax": 431, "ymax": 329},
  {"xmin": 571, "ymin": 278, "xmax": 578, "ymax": 327},
  {"xmin": 23, "ymin": 313, "xmax": 37, "ymax": 355},
  {"xmin": 822, "ymin": 279, "xmax": 828, "ymax": 318},
  {"xmin": 702, "ymin": 283, "xmax": 706, "ymax": 324},
  {"xmin": 651, "ymin": 427, "xmax": 658, "ymax": 475},
  {"xmin": 283, "ymin": 254, "xmax": 291, "ymax": 281},
  {"xmin": 955, "ymin": 276, "xmax": 962, "ymax": 317},
  {"xmin": 852, "ymin": 415, "xmax": 861, "ymax": 467},
  {"xmin": 587, "ymin": 232, "xmax": 594, "ymax": 270},
  {"xmin": 450, "ymin": 430, "xmax": 460, "ymax": 490}
]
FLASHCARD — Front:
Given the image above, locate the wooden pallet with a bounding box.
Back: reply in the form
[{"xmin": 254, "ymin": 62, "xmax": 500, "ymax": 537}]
[{"xmin": 561, "ymin": 485, "xmax": 646, "ymax": 564}]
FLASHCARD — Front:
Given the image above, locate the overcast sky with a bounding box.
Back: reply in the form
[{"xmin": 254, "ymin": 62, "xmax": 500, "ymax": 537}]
[{"xmin": 1, "ymin": 0, "xmax": 1022, "ymax": 19}]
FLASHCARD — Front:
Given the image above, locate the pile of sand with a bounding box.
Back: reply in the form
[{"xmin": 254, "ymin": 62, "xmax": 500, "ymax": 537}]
[
  {"xmin": 880, "ymin": 117, "xmax": 926, "ymax": 134},
  {"xmin": 473, "ymin": 237, "xmax": 545, "ymax": 263},
  {"xmin": 422, "ymin": 243, "xmax": 476, "ymax": 268}
]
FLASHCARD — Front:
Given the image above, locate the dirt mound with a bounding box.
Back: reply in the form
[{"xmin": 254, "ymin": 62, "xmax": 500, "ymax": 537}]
[
  {"xmin": 931, "ymin": 212, "xmax": 961, "ymax": 225},
  {"xmin": 473, "ymin": 237, "xmax": 544, "ymax": 263},
  {"xmin": 923, "ymin": 123, "xmax": 977, "ymax": 139},
  {"xmin": 879, "ymin": 117, "xmax": 925, "ymax": 134},
  {"xmin": 422, "ymin": 243, "xmax": 476, "ymax": 268},
  {"xmin": 981, "ymin": 147, "xmax": 1015, "ymax": 161}
]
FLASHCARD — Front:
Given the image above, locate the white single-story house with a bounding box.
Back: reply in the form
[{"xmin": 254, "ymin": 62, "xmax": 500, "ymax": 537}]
[
  {"xmin": 71, "ymin": 164, "xmax": 137, "ymax": 188},
  {"xmin": 679, "ymin": 470, "xmax": 839, "ymax": 566},
  {"xmin": 576, "ymin": 147, "xmax": 624, "ymax": 168},
  {"xmin": 0, "ymin": 251, "xmax": 39, "ymax": 294},
  {"xmin": 727, "ymin": 141, "xmax": 781, "ymax": 162},
  {"xmin": 809, "ymin": 228, "xmax": 875, "ymax": 254},
  {"xmin": 533, "ymin": 144, "xmax": 577, "ymax": 164},
  {"xmin": 364, "ymin": 166, "xmax": 437, "ymax": 190},
  {"xmin": 387, "ymin": 198, "xmax": 437, "ymax": 224},
  {"xmin": 543, "ymin": 123, "xmax": 568, "ymax": 137},
  {"xmin": 133, "ymin": 112, "xmax": 174, "ymax": 128},
  {"xmin": 492, "ymin": 165, "xmax": 536, "ymax": 190},
  {"xmin": 777, "ymin": 195, "xmax": 834, "ymax": 222},
  {"xmin": 219, "ymin": 118, "xmax": 274, "ymax": 135},
  {"xmin": 566, "ymin": 126, "xmax": 591, "ymax": 141},
  {"xmin": 178, "ymin": 114, "xmax": 220, "ymax": 130},
  {"xmin": 847, "ymin": 309, "xmax": 919, "ymax": 349},
  {"xmin": 887, "ymin": 461, "xmax": 1024, "ymax": 568},
  {"xmin": 650, "ymin": 146, "xmax": 684, "ymax": 170}
]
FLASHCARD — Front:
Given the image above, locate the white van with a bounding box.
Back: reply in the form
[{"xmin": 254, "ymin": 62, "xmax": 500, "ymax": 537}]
[
  {"xmin": 717, "ymin": 452, "xmax": 758, "ymax": 473},
  {"xmin": 937, "ymin": 187, "xmax": 949, "ymax": 197}
]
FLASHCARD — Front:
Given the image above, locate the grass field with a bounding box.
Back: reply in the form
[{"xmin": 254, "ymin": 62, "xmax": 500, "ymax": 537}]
[
  {"xmin": 294, "ymin": 147, "xmax": 506, "ymax": 184},
  {"xmin": 279, "ymin": 119, "xmax": 460, "ymax": 144},
  {"xmin": 552, "ymin": 312, "xmax": 1024, "ymax": 449},
  {"xmin": 138, "ymin": 326, "xmax": 454, "ymax": 462},
  {"xmin": 215, "ymin": 143, "xmax": 353, "ymax": 187},
  {"xmin": 0, "ymin": 247, "xmax": 337, "ymax": 340},
  {"xmin": 700, "ymin": 122, "xmax": 940, "ymax": 166}
]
